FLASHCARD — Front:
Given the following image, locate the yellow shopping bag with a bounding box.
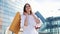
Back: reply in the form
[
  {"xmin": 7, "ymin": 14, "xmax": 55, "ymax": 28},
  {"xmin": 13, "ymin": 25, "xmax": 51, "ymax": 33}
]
[{"xmin": 9, "ymin": 12, "xmax": 21, "ymax": 34}]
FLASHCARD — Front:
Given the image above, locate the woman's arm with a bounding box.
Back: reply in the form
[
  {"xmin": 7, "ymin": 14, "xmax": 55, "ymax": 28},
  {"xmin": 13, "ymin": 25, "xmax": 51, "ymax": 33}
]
[
  {"xmin": 32, "ymin": 14, "xmax": 40, "ymax": 24},
  {"xmin": 24, "ymin": 13, "xmax": 28, "ymax": 26}
]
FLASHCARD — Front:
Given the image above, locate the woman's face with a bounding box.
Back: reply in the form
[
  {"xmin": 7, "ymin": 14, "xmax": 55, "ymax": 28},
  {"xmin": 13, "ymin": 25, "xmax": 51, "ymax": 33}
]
[{"xmin": 25, "ymin": 4, "xmax": 31, "ymax": 14}]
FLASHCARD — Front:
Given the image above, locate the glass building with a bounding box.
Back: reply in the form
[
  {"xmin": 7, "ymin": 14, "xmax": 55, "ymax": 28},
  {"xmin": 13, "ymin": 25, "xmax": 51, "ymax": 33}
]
[
  {"xmin": 35, "ymin": 11, "xmax": 60, "ymax": 34},
  {"xmin": 38, "ymin": 17, "xmax": 60, "ymax": 34},
  {"xmin": 0, "ymin": 0, "xmax": 26, "ymax": 34}
]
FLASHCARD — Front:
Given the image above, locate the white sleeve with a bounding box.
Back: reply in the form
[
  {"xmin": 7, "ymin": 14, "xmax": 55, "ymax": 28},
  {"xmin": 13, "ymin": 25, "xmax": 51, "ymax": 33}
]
[{"xmin": 21, "ymin": 15, "xmax": 26, "ymax": 28}]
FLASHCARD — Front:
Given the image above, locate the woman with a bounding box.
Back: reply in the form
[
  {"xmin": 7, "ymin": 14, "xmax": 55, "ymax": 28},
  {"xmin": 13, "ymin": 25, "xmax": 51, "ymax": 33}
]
[{"xmin": 21, "ymin": 3, "xmax": 40, "ymax": 34}]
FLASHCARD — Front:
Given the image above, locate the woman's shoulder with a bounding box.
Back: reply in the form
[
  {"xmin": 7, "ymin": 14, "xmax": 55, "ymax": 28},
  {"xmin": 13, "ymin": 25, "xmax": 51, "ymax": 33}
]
[
  {"xmin": 21, "ymin": 14, "xmax": 26, "ymax": 18},
  {"xmin": 21, "ymin": 14, "xmax": 25, "ymax": 16}
]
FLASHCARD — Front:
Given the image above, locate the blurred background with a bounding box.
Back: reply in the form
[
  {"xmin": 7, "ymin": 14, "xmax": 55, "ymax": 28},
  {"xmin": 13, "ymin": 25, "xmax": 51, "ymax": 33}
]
[{"xmin": 0, "ymin": 0, "xmax": 60, "ymax": 34}]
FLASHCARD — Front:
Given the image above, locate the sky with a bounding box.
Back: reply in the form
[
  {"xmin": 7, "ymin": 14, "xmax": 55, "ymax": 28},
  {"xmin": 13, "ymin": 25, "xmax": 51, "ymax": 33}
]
[
  {"xmin": 10, "ymin": 0, "xmax": 60, "ymax": 18},
  {"xmin": 29, "ymin": 0, "xmax": 60, "ymax": 18}
]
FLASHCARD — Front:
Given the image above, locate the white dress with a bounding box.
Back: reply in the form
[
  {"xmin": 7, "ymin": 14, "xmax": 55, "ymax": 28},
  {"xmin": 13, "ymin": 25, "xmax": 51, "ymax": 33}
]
[{"xmin": 21, "ymin": 15, "xmax": 38, "ymax": 34}]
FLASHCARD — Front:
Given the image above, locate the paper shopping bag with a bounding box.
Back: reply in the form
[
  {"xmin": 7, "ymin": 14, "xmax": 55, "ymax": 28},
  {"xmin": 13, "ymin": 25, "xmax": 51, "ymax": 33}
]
[{"xmin": 9, "ymin": 12, "xmax": 21, "ymax": 34}]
